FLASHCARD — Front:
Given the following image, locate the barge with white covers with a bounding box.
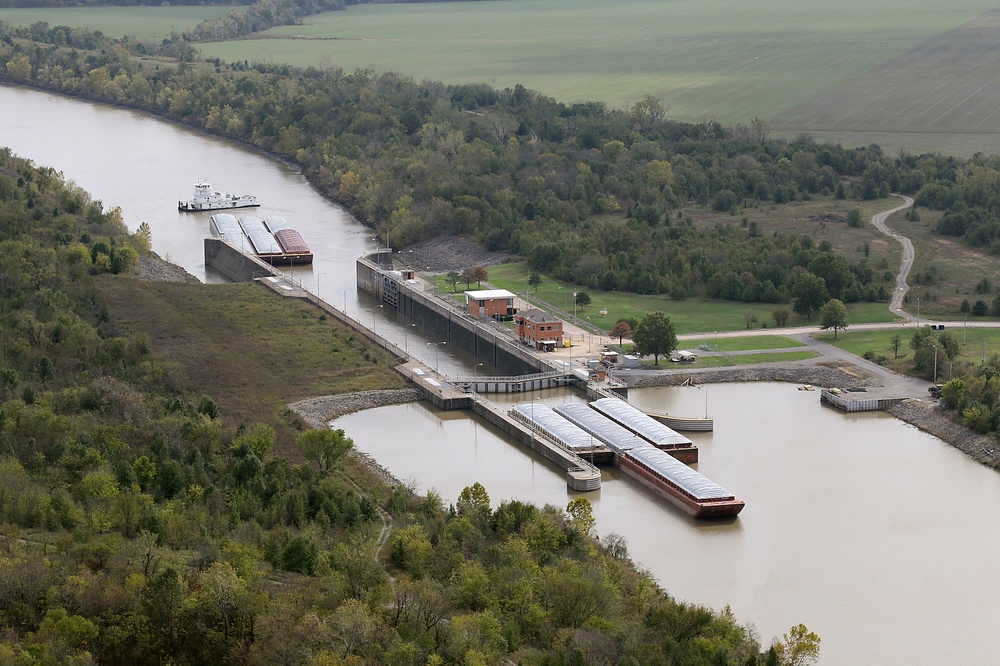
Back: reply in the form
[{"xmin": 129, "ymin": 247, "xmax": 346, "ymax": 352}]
[
  {"xmin": 179, "ymin": 179, "xmax": 259, "ymax": 211},
  {"xmin": 556, "ymin": 401, "xmax": 743, "ymax": 518},
  {"xmin": 509, "ymin": 403, "xmax": 610, "ymax": 462},
  {"xmin": 590, "ymin": 397, "xmax": 693, "ymax": 449},
  {"xmin": 209, "ymin": 213, "xmax": 314, "ymax": 265}
]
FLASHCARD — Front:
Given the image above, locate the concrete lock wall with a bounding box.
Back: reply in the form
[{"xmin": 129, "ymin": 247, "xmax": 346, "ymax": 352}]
[
  {"xmin": 205, "ymin": 238, "xmax": 279, "ymax": 282},
  {"xmin": 359, "ymin": 253, "xmax": 548, "ymax": 376}
]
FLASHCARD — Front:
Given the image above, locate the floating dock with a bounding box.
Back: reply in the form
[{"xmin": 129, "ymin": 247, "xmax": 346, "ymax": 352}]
[{"xmin": 820, "ymin": 389, "xmax": 906, "ymax": 412}]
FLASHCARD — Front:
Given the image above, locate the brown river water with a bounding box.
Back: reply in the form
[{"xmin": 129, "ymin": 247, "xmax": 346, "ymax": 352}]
[{"xmin": 4, "ymin": 85, "xmax": 1000, "ymax": 664}]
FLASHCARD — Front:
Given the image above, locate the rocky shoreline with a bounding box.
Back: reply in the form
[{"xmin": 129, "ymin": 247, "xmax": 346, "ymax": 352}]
[
  {"xmin": 889, "ymin": 400, "xmax": 999, "ymax": 468},
  {"xmin": 616, "ymin": 361, "xmax": 876, "ymax": 390},
  {"xmin": 289, "ymin": 388, "xmax": 422, "ymax": 428},
  {"xmin": 289, "ymin": 389, "xmax": 423, "ymax": 486}
]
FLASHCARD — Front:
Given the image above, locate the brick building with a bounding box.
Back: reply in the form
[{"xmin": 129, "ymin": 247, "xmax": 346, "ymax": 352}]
[
  {"xmin": 515, "ymin": 308, "xmax": 564, "ymax": 351},
  {"xmin": 465, "ymin": 289, "xmax": 516, "ymax": 319}
]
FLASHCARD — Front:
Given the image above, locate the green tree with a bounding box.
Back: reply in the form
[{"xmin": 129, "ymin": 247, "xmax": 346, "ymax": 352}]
[
  {"xmin": 846, "ymin": 208, "xmax": 862, "ymax": 228},
  {"xmin": 574, "ymin": 291, "xmax": 592, "ymax": 308},
  {"xmin": 457, "ymin": 482, "xmax": 491, "ymax": 518},
  {"xmin": 462, "ymin": 266, "xmax": 489, "ymax": 289},
  {"xmin": 632, "ymin": 312, "xmax": 678, "ymax": 365},
  {"xmin": 446, "ymin": 270, "xmax": 461, "ymax": 292},
  {"xmin": 528, "ymin": 272, "xmax": 542, "ymax": 293},
  {"xmin": 792, "ymin": 272, "xmax": 829, "ymax": 320},
  {"xmin": 775, "ymin": 623, "xmax": 821, "ymax": 666},
  {"xmin": 608, "ymin": 321, "xmax": 632, "ymax": 345},
  {"xmin": 772, "ymin": 308, "xmax": 790, "ymax": 327},
  {"xmin": 818, "ymin": 299, "xmax": 848, "ymax": 338},
  {"xmin": 566, "ymin": 497, "xmax": 596, "ymax": 538},
  {"xmin": 297, "ymin": 428, "xmax": 353, "ymax": 472},
  {"xmin": 890, "ymin": 334, "xmax": 902, "ymax": 359}
]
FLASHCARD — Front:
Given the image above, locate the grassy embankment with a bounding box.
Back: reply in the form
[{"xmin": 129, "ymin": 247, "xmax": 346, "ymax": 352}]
[
  {"xmin": 97, "ymin": 277, "xmax": 405, "ymax": 459},
  {"xmin": 187, "ymin": 0, "xmax": 1000, "ymax": 155}
]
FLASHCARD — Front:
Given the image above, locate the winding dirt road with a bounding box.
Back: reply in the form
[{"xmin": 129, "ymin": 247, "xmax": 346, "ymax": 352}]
[{"xmin": 870, "ymin": 194, "xmax": 916, "ymax": 320}]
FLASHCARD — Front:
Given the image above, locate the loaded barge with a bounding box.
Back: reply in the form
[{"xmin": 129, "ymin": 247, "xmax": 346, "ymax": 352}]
[
  {"xmin": 509, "ymin": 403, "xmax": 614, "ymax": 464},
  {"xmin": 209, "ymin": 213, "xmax": 314, "ymax": 265},
  {"xmin": 179, "ymin": 179, "xmax": 259, "ymax": 211},
  {"xmin": 555, "ymin": 399, "xmax": 743, "ymax": 518}
]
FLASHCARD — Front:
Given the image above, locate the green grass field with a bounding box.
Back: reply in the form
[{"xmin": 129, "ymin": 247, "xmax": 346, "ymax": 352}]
[
  {"xmin": 0, "ymin": 7, "xmax": 240, "ymax": 40},
  {"xmin": 435, "ymin": 260, "xmax": 896, "ymax": 335},
  {"xmin": 683, "ymin": 350, "xmax": 817, "ymax": 368},
  {"xmin": 188, "ymin": 0, "xmax": 1000, "ymax": 154},
  {"xmin": 817, "ymin": 326, "xmax": 1000, "ymax": 379},
  {"xmin": 699, "ymin": 336, "xmax": 805, "ymax": 352}
]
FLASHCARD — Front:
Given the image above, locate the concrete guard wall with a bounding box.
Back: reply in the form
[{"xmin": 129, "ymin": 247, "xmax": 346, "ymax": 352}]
[
  {"xmin": 205, "ymin": 238, "xmax": 279, "ymax": 282},
  {"xmin": 471, "ymin": 399, "xmax": 601, "ymax": 492},
  {"xmin": 358, "ymin": 253, "xmax": 550, "ymax": 376}
]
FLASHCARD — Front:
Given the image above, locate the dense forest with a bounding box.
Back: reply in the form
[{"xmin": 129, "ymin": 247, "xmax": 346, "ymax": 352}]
[{"xmin": 0, "ymin": 148, "xmax": 815, "ymax": 664}]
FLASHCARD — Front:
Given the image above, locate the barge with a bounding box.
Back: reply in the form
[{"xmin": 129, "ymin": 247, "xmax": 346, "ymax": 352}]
[
  {"xmin": 179, "ymin": 179, "xmax": 259, "ymax": 211},
  {"xmin": 590, "ymin": 397, "xmax": 694, "ymax": 450},
  {"xmin": 556, "ymin": 401, "xmax": 742, "ymax": 519},
  {"xmin": 509, "ymin": 403, "xmax": 613, "ymax": 464},
  {"xmin": 209, "ymin": 213, "xmax": 314, "ymax": 266}
]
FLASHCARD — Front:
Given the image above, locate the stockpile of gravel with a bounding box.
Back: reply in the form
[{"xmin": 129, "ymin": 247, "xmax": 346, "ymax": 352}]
[
  {"xmin": 400, "ymin": 235, "xmax": 510, "ymax": 272},
  {"xmin": 289, "ymin": 388, "xmax": 422, "ymax": 428},
  {"xmin": 137, "ymin": 254, "xmax": 200, "ymax": 284}
]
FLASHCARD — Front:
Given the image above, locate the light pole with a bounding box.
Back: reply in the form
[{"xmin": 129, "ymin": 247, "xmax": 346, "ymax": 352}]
[
  {"xmin": 343, "ymin": 287, "xmax": 349, "ymax": 313},
  {"xmin": 316, "ymin": 272, "xmax": 327, "ymax": 300},
  {"xmin": 427, "ymin": 341, "xmax": 446, "ymax": 373},
  {"xmin": 373, "ymin": 304, "xmax": 383, "ymax": 334},
  {"xmin": 474, "ymin": 362, "xmax": 484, "ymax": 397},
  {"xmin": 404, "ymin": 322, "xmax": 416, "ymax": 354},
  {"xmin": 933, "ymin": 344, "xmax": 938, "ymax": 383},
  {"xmin": 917, "ymin": 298, "xmax": 920, "ymax": 327}
]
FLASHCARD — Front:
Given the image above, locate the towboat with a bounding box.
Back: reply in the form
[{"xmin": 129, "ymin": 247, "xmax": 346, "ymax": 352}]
[{"xmin": 178, "ymin": 179, "xmax": 259, "ymax": 211}]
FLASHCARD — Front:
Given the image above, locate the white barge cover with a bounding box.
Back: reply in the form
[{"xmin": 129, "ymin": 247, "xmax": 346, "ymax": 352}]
[
  {"xmin": 554, "ymin": 403, "xmax": 646, "ymax": 453},
  {"xmin": 263, "ymin": 216, "xmax": 290, "ymax": 233},
  {"xmin": 626, "ymin": 444, "xmax": 734, "ymax": 501},
  {"xmin": 210, "ymin": 213, "xmax": 243, "ymax": 241},
  {"xmin": 590, "ymin": 398, "xmax": 692, "ymax": 448},
  {"xmin": 238, "ymin": 216, "xmax": 283, "ymax": 255},
  {"xmin": 510, "ymin": 404, "xmax": 596, "ymax": 452}
]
